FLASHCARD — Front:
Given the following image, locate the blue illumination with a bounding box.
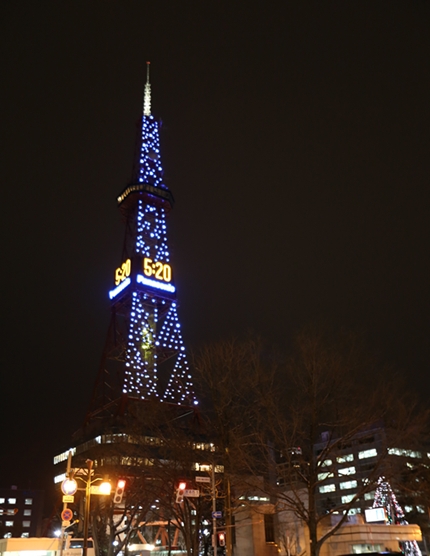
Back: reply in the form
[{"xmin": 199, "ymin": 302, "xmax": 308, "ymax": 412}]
[
  {"xmin": 113, "ymin": 97, "xmax": 197, "ymax": 406},
  {"xmin": 136, "ymin": 200, "xmax": 170, "ymax": 262},
  {"xmin": 123, "ymin": 291, "xmax": 158, "ymax": 398},
  {"xmin": 109, "ymin": 277, "xmax": 131, "ymax": 299},
  {"xmin": 137, "ymin": 116, "xmax": 167, "ymax": 191},
  {"xmin": 136, "ymin": 274, "xmax": 175, "ymax": 293}
]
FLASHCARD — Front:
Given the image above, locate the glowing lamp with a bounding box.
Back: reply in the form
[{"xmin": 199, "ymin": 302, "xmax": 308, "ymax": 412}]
[
  {"xmin": 176, "ymin": 481, "xmax": 187, "ymax": 503},
  {"xmin": 99, "ymin": 481, "xmax": 112, "ymax": 495},
  {"xmin": 113, "ymin": 479, "xmax": 126, "ymax": 504}
]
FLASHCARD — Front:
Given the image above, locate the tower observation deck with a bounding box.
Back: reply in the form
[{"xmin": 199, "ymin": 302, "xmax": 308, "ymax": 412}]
[{"xmin": 86, "ymin": 64, "xmax": 197, "ymax": 424}]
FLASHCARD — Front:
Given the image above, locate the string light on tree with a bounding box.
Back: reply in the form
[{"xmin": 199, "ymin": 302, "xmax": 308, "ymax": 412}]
[{"xmin": 373, "ymin": 477, "xmax": 422, "ymax": 556}]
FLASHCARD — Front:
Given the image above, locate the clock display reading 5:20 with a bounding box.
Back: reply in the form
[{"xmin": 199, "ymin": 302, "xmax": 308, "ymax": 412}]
[{"xmin": 143, "ymin": 257, "xmax": 172, "ymax": 283}]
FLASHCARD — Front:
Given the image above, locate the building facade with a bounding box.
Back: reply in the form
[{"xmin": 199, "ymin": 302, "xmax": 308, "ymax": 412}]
[
  {"xmin": 314, "ymin": 425, "xmax": 429, "ymax": 521},
  {"xmin": 0, "ymin": 487, "xmax": 44, "ymax": 538}
]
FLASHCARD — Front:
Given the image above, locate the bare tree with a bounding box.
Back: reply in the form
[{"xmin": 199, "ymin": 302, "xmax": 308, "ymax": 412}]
[
  {"xmin": 76, "ymin": 399, "xmax": 214, "ymax": 556},
  {"xmin": 90, "ymin": 475, "xmax": 151, "ymax": 556},
  {"xmin": 193, "ymin": 330, "xmax": 429, "ymax": 556},
  {"xmin": 192, "ymin": 337, "xmax": 279, "ymax": 554}
]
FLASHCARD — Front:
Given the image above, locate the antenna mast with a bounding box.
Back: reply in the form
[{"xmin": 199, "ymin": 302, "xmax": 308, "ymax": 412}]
[{"xmin": 143, "ymin": 61, "xmax": 151, "ymax": 116}]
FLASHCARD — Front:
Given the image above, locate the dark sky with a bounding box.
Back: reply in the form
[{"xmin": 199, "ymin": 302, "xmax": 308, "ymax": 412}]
[{"xmin": 1, "ymin": 1, "xmax": 429, "ymax": 502}]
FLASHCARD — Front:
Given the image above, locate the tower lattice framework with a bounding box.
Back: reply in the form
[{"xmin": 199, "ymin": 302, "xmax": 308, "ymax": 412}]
[{"xmin": 87, "ymin": 65, "xmax": 196, "ymax": 422}]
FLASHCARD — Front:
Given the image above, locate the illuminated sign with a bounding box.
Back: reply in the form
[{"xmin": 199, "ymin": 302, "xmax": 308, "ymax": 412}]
[
  {"xmin": 109, "ymin": 277, "xmax": 131, "ymax": 299},
  {"xmin": 137, "ymin": 274, "xmax": 175, "ymax": 293},
  {"xmin": 109, "ymin": 258, "xmax": 175, "ymax": 299},
  {"xmin": 143, "ymin": 257, "xmax": 172, "ymax": 282},
  {"xmin": 115, "ymin": 259, "xmax": 131, "ymax": 285},
  {"xmin": 61, "ymin": 478, "xmax": 78, "ymax": 496},
  {"xmin": 365, "ymin": 507, "xmax": 386, "ymax": 523}
]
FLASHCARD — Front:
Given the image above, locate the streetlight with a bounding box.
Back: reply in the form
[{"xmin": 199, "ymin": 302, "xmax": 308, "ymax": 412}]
[
  {"xmin": 81, "ymin": 460, "xmax": 112, "ymax": 556},
  {"xmin": 83, "ymin": 460, "xmax": 92, "ymax": 556}
]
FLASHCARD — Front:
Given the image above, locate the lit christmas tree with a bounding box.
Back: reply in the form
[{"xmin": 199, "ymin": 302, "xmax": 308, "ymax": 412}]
[{"xmin": 373, "ymin": 477, "xmax": 422, "ymax": 556}]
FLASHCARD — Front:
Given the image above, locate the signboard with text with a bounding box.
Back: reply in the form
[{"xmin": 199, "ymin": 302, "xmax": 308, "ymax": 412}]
[{"xmin": 184, "ymin": 489, "xmax": 200, "ymax": 497}]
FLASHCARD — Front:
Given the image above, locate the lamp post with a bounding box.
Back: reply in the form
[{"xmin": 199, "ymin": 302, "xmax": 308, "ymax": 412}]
[
  {"xmin": 81, "ymin": 460, "xmax": 112, "ymax": 556},
  {"xmin": 212, "ymin": 465, "xmax": 217, "ymax": 556},
  {"xmin": 83, "ymin": 460, "xmax": 93, "ymax": 556}
]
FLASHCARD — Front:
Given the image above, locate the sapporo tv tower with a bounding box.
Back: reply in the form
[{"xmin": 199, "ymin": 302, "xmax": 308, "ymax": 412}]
[{"xmin": 86, "ymin": 63, "xmax": 197, "ymax": 426}]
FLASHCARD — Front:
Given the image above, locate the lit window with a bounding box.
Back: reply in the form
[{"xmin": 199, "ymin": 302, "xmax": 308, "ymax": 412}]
[
  {"xmin": 341, "ymin": 494, "xmax": 355, "ymax": 503},
  {"xmin": 352, "ymin": 544, "xmax": 381, "ymax": 553},
  {"xmin": 405, "ymin": 505, "xmax": 413, "ymax": 513},
  {"xmin": 358, "ymin": 449, "xmax": 377, "ymax": 459},
  {"xmin": 22, "ymin": 520, "xmax": 31, "ymax": 528},
  {"xmin": 340, "ymin": 480, "xmax": 358, "ymax": 490},
  {"xmin": 5, "ymin": 521, "xmax": 13, "ymax": 527},
  {"xmin": 337, "ymin": 454, "xmax": 354, "ymax": 463},
  {"xmin": 7, "ymin": 510, "xmax": 14, "ymax": 515},
  {"xmin": 364, "ymin": 491, "xmax": 375, "ymax": 500},
  {"xmin": 417, "ymin": 506, "xmax": 426, "ymax": 513},
  {"xmin": 53, "ymin": 448, "xmax": 76, "ymax": 465},
  {"xmin": 338, "ymin": 466, "xmax": 356, "ymax": 476},
  {"xmin": 0, "ymin": 498, "xmax": 4, "ymax": 504},
  {"xmin": 21, "ymin": 533, "xmax": 29, "ymax": 538},
  {"xmin": 321, "ymin": 459, "xmax": 332, "ymax": 467},
  {"xmin": 319, "ymin": 484, "xmax": 336, "ymax": 493},
  {"xmin": 388, "ymin": 448, "xmax": 422, "ymax": 459},
  {"xmin": 23, "ymin": 510, "xmax": 31, "ymax": 516},
  {"xmin": 24, "ymin": 499, "xmax": 33, "ymax": 505},
  {"xmin": 8, "ymin": 498, "xmax": 16, "ymax": 504},
  {"xmin": 348, "ymin": 508, "xmax": 361, "ymax": 515},
  {"xmin": 318, "ymin": 472, "xmax": 334, "ymax": 481}
]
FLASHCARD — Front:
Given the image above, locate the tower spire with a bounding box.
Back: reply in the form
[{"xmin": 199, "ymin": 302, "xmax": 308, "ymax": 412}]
[{"xmin": 143, "ymin": 61, "xmax": 151, "ymax": 116}]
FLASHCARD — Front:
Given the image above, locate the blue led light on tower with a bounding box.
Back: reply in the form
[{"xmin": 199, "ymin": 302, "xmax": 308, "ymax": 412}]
[
  {"xmin": 138, "ymin": 117, "xmax": 165, "ymax": 189},
  {"xmin": 98, "ymin": 63, "xmax": 197, "ymax": 410}
]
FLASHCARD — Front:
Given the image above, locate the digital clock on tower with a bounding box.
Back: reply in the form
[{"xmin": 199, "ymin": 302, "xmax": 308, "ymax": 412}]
[{"xmin": 143, "ymin": 257, "xmax": 172, "ymax": 283}]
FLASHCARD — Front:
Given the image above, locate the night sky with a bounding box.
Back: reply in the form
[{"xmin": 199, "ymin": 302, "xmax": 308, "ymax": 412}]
[{"xmin": 1, "ymin": 2, "xmax": 429, "ymax": 503}]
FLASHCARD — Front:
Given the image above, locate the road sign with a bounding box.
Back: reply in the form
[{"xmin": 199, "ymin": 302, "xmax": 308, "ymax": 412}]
[
  {"xmin": 184, "ymin": 489, "xmax": 200, "ymax": 497},
  {"xmin": 61, "ymin": 508, "xmax": 73, "ymax": 521},
  {"xmin": 90, "ymin": 485, "xmax": 102, "ymax": 495},
  {"xmin": 212, "ymin": 511, "xmax": 222, "ymax": 519},
  {"xmin": 62, "ymin": 495, "xmax": 74, "ymax": 503},
  {"xmin": 195, "ymin": 476, "xmax": 211, "ymax": 483},
  {"xmin": 61, "ymin": 478, "xmax": 78, "ymax": 496}
]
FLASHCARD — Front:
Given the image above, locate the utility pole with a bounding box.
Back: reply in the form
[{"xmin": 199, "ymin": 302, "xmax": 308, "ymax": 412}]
[
  {"xmin": 59, "ymin": 451, "xmax": 73, "ymax": 556},
  {"xmin": 225, "ymin": 475, "xmax": 232, "ymax": 556},
  {"xmin": 212, "ymin": 466, "xmax": 217, "ymax": 556},
  {"xmin": 83, "ymin": 460, "xmax": 93, "ymax": 556}
]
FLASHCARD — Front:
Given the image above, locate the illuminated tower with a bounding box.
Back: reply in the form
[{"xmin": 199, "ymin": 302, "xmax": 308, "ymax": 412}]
[{"xmin": 87, "ymin": 64, "xmax": 197, "ymax": 421}]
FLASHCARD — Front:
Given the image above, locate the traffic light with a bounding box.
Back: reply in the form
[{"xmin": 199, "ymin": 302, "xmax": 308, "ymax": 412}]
[
  {"xmin": 176, "ymin": 481, "xmax": 186, "ymax": 503},
  {"xmin": 113, "ymin": 479, "xmax": 126, "ymax": 504},
  {"xmin": 218, "ymin": 532, "xmax": 226, "ymax": 547}
]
